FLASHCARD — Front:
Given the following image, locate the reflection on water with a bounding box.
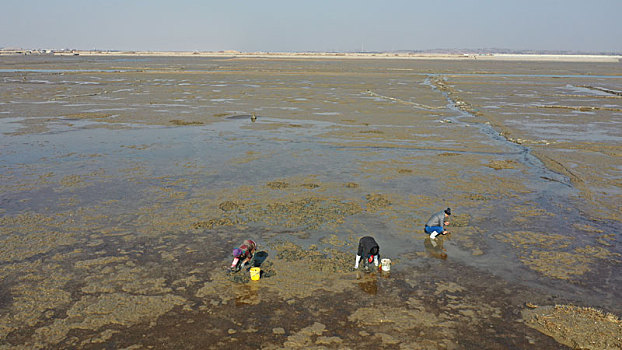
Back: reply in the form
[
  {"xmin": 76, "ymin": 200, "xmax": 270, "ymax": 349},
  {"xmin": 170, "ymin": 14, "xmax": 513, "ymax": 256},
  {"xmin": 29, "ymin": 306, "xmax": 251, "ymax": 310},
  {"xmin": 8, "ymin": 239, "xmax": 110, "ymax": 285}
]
[
  {"xmin": 356, "ymin": 272, "xmax": 378, "ymax": 295},
  {"xmin": 424, "ymin": 237, "xmax": 448, "ymax": 260},
  {"xmin": 234, "ymin": 283, "xmax": 260, "ymax": 306}
]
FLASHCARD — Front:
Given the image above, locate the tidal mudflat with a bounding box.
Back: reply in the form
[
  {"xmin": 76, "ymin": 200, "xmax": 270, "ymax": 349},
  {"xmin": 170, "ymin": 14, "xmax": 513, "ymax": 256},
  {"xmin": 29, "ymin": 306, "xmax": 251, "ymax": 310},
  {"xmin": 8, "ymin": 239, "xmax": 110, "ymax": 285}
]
[{"xmin": 0, "ymin": 55, "xmax": 620, "ymax": 349}]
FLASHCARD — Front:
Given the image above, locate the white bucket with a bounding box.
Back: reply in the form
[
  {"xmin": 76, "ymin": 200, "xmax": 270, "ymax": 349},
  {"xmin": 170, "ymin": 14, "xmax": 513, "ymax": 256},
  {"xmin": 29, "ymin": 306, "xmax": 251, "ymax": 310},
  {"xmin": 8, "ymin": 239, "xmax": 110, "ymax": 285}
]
[{"xmin": 381, "ymin": 258, "xmax": 391, "ymax": 272}]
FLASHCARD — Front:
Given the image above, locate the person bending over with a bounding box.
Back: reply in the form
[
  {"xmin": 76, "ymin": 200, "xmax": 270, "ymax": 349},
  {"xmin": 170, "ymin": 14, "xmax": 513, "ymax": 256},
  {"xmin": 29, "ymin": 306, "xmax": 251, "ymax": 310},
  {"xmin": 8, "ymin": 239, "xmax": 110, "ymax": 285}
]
[
  {"xmin": 354, "ymin": 236, "xmax": 380, "ymax": 269},
  {"xmin": 230, "ymin": 239, "xmax": 257, "ymax": 272}
]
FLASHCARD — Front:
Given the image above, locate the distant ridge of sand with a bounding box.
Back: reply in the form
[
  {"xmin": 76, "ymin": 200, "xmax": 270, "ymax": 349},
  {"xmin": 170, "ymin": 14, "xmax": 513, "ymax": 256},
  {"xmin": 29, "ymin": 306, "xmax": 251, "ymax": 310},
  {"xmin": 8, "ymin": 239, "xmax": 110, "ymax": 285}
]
[{"xmin": 2, "ymin": 49, "xmax": 621, "ymax": 63}]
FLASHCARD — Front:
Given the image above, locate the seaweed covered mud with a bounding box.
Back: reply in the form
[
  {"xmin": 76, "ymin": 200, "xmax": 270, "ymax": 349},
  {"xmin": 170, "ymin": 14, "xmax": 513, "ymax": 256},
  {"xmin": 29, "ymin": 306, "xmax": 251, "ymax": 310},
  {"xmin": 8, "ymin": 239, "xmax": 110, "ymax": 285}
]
[{"xmin": 0, "ymin": 55, "xmax": 620, "ymax": 349}]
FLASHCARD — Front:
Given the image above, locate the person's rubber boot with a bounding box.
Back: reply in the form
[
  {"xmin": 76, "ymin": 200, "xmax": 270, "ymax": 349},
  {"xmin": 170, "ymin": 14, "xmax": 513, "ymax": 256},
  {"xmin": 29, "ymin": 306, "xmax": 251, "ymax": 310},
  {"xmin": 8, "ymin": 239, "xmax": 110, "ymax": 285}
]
[{"xmin": 430, "ymin": 231, "xmax": 440, "ymax": 240}]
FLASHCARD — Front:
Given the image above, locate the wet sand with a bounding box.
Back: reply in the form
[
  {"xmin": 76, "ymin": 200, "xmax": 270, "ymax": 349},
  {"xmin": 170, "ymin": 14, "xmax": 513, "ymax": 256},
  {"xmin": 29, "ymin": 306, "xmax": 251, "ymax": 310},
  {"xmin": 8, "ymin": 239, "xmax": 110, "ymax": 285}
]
[{"xmin": 0, "ymin": 56, "xmax": 620, "ymax": 349}]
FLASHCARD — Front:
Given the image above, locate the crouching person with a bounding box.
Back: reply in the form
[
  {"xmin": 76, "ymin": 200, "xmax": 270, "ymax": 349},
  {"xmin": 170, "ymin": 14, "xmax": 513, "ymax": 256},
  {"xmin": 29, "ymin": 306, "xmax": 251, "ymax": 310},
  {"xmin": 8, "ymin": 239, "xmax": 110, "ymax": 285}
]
[
  {"xmin": 354, "ymin": 236, "xmax": 380, "ymax": 270},
  {"xmin": 230, "ymin": 239, "xmax": 257, "ymax": 272},
  {"xmin": 424, "ymin": 208, "xmax": 451, "ymax": 240}
]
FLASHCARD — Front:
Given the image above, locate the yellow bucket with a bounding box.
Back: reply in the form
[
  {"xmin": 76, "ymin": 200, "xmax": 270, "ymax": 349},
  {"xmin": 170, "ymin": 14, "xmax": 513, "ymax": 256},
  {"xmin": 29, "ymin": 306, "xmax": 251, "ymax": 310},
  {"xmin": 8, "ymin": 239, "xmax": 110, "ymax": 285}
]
[{"xmin": 250, "ymin": 267, "xmax": 261, "ymax": 281}]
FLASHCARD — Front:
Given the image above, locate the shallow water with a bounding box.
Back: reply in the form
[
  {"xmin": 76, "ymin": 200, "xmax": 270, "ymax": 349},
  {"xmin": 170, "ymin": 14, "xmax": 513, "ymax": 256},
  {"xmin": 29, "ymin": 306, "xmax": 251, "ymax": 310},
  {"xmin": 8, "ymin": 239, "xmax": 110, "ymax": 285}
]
[{"xmin": 0, "ymin": 56, "xmax": 620, "ymax": 349}]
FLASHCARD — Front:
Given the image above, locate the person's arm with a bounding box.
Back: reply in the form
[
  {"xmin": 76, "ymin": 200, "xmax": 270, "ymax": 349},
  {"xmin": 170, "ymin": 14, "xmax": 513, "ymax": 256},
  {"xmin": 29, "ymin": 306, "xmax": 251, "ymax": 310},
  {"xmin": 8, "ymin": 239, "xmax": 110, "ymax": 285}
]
[
  {"xmin": 231, "ymin": 257, "xmax": 239, "ymax": 269},
  {"xmin": 442, "ymin": 214, "xmax": 450, "ymax": 233},
  {"xmin": 239, "ymin": 250, "xmax": 251, "ymax": 269},
  {"xmin": 355, "ymin": 239, "xmax": 365, "ymax": 269}
]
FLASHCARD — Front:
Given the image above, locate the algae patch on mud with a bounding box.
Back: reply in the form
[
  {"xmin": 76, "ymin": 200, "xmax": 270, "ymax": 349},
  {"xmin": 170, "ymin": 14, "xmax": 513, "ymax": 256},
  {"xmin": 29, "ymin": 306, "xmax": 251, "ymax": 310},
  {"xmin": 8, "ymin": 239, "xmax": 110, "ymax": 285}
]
[
  {"xmin": 272, "ymin": 240, "xmax": 354, "ymax": 274},
  {"xmin": 345, "ymin": 280, "xmax": 503, "ymax": 349},
  {"xmin": 169, "ymin": 119, "xmax": 204, "ymax": 126},
  {"xmin": 260, "ymin": 240, "xmax": 356, "ymax": 299},
  {"xmin": 264, "ymin": 322, "xmax": 335, "ymax": 349},
  {"xmin": 523, "ymin": 305, "xmax": 622, "ymax": 350},
  {"xmin": 195, "ymin": 241, "xmax": 357, "ymax": 305},
  {"xmin": 34, "ymin": 293, "xmax": 186, "ymax": 346},
  {"xmin": 266, "ymin": 181, "xmax": 289, "ymax": 189},
  {"xmin": 364, "ymin": 193, "xmax": 392, "ymax": 212},
  {"xmin": 496, "ymin": 231, "xmax": 620, "ymax": 280},
  {"xmin": 487, "ymin": 159, "xmax": 518, "ymax": 170},
  {"xmin": 0, "ymin": 213, "xmax": 79, "ymax": 263},
  {"xmin": 193, "ymin": 196, "xmax": 362, "ymax": 231}
]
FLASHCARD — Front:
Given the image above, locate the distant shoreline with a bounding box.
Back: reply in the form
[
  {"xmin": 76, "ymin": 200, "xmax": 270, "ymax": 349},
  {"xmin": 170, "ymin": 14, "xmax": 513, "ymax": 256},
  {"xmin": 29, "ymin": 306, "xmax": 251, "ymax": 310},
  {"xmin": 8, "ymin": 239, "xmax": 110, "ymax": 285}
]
[{"xmin": 2, "ymin": 50, "xmax": 621, "ymax": 63}]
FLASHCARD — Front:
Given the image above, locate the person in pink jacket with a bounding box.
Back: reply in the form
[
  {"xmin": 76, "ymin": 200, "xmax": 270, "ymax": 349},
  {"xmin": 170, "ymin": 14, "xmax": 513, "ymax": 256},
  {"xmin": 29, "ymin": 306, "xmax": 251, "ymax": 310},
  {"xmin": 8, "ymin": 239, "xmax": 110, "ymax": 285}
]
[{"xmin": 230, "ymin": 239, "xmax": 257, "ymax": 272}]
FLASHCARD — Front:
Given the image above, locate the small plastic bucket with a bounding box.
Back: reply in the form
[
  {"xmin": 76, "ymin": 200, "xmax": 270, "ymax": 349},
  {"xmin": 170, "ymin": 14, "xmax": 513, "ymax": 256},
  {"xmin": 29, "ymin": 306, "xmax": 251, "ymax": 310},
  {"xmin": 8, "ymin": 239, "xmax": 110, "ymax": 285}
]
[
  {"xmin": 250, "ymin": 267, "xmax": 261, "ymax": 281},
  {"xmin": 381, "ymin": 259, "xmax": 391, "ymax": 272}
]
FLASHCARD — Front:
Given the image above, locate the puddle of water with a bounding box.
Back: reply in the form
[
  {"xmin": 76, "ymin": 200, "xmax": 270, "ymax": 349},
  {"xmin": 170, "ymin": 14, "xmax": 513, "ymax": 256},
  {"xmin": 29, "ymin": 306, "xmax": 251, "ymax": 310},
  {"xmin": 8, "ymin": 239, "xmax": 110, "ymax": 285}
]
[
  {"xmin": 504, "ymin": 120, "xmax": 622, "ymax": 142},
  {"xmin": 313, "ymin": 112, "xmax": 341, "ymax": 116},
  {"xmin": 562, "ymin": 84, "xmax": 619, "ymax": 96},
  {"xmin": 442, "ymin": 73, "xmax": 622, "ymax": 79}
]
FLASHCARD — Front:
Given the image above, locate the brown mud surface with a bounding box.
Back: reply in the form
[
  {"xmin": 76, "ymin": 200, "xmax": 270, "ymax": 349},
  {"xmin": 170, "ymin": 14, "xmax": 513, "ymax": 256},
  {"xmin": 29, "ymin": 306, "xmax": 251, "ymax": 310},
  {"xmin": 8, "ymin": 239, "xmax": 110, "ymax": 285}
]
[
  {"xmin": 522, "ymin": 305, "xmax": 621, "ymax": 349},
  {"xmin": 0, "ymin": 56, "xmax": 620, "ymax": 349}
]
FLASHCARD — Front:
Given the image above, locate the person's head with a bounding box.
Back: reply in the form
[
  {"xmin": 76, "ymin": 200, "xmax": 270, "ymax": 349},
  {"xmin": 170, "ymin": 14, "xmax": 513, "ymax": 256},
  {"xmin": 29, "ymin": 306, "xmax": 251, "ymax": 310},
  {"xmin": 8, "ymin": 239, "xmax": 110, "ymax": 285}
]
[
  {"xmin": 232, "ymin": 248, "xmax": 243, "ymax": 258},
  {"xmin": 444, "ymin": 208, "xmax": 451, "ymax": 217},
  {"xmin": 370, "ymin": 246, "xmax": 379, "ymax": 256}
]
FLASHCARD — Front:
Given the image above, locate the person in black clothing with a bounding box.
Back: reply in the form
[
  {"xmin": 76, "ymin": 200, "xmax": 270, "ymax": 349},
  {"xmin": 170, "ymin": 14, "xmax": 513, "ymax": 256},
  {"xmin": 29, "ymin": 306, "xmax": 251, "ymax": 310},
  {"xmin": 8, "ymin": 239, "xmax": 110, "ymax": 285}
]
[{"xmin": 354, "ymin": 236, "xmax": 380, "ymax": 269}]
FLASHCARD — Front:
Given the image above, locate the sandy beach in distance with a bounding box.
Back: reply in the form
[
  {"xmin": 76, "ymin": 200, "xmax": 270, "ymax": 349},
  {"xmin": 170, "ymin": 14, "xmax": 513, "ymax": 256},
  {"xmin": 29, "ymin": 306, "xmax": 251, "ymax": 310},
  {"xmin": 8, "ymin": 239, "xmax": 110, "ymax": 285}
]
[
  {"xmin": 3, "ymin": 49, "xmax": 622, "ymax": 63},
  {"xmin": 0, "ymin": 55, "xmax": 620, "ymax": 349},
  {"xmin": 71, "ymin": 51, "xmax": 622, "ymax": 63}
]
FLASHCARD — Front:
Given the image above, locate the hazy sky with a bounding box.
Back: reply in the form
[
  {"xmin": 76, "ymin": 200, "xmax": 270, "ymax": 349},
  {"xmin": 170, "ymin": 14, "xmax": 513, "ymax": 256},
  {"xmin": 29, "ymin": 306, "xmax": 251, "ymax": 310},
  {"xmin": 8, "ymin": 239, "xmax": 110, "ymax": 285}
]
[{"xmin": 2, "ymin": 0, "xmax": 621, "ymax": 52}]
